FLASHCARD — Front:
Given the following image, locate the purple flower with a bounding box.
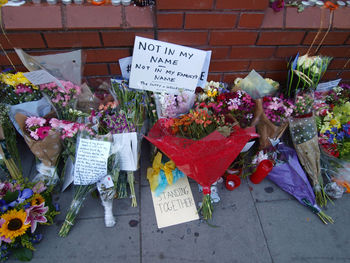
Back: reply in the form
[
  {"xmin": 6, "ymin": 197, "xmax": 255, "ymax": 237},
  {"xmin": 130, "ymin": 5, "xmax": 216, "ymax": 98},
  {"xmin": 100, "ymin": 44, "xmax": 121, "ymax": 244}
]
[{"xmin": 271, "ymin": 0, "xmax": 284, "ymax": 12}]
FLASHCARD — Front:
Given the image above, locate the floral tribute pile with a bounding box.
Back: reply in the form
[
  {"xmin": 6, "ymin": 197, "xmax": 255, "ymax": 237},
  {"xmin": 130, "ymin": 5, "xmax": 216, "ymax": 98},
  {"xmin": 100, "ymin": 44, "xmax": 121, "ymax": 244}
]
[{"xmin": 0, "ymin": 40, "xmax": 349, "ymax": 261}]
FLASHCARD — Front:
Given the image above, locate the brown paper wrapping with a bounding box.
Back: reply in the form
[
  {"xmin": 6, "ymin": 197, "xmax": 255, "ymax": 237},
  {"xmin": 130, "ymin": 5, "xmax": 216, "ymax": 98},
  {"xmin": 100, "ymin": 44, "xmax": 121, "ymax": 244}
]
[
  {"xmin": 15, "ymin": 113, "xmax": 62, "ymax": 167},
  {"xmin": 294, "ymin": 135, "xmax": 321, "ymax": 187},
  {"xmin": 251, "ymin": 98, "xmax": 288, "ymax": 150}
]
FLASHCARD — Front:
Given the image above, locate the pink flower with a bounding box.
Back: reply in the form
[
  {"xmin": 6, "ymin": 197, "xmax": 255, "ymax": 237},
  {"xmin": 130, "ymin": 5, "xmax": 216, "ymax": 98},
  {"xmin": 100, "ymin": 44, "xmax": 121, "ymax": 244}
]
[
  {"xmin": 25, "ymin": 203, "xmax": 48, "ymax": 233},
  {"xmin": 25, "ymin": 117, "xmax": 46, "ymax": 128},
  {"xmin": 37, "ymin": 126, "xmax": 51, "ymax": 140},
  {"xmin": 49, "ymin": 118, "xmax": 61, "ymax": 129},
  {"xmin": 32, "ymin": 182, "xmax": 47, "ymax": 194},
  {"xmin": 271, "ymin": 0, "xmax": 284, "ymax": 12},
  {"xmin": 30, "ymin": 131, "xmax": 39, "ymax": 140},
  {"xmin": 0, "ymin": 183, "xmax": 14, "ymax": 198}
]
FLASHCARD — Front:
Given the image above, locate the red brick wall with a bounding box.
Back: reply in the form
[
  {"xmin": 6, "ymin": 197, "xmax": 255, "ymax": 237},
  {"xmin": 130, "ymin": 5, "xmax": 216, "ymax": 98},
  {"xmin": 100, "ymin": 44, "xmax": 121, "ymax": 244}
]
[{"xmin": 1, "ymin": 0, "xmax": 350, "ymax": 87}]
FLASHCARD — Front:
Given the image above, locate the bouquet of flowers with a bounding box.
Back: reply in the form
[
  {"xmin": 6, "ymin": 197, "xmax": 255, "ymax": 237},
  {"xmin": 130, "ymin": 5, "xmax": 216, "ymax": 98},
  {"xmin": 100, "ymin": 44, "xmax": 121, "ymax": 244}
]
[
  {"xmin": 196, "ymin": 82, "xmax": 255, "ymax": 128},
  {"xmin": 109, "ymin": 79, "xmax": 149, "ymax": 207},
  {"xmin": 39, "ymin": 81, "xmax": 82, "ymax": 120},
  {"xmin": 0, "ymin": 71, "xmax": 42, "ymax": 105},
  {"xmin": 145, "ymin": 111, "xmax": 257, "ymax": 220},
  {"xmin": 15, "ymin": 114, "xmax": 62, "ymax": 185},
  {"xmin": 95, "ymin": 101, "xmax": 138, "ymax": 207},
  {"xmin": 267, "ymin": 143, "xmax": 333, "ymax": 224},
  {"xmin": 286, "ymin": 53, "xmax": 332, "ymax": 98},
  {"xmin": 315, "ymin": 84, "xmax": 350, "ymax": 193},
  {"xmin": 262, "ymin": 96, "xmax": 294, "ymax": 126},
  {"xmin": 0, "ymin": 180, "xmax": 59, "ymax": 261}
]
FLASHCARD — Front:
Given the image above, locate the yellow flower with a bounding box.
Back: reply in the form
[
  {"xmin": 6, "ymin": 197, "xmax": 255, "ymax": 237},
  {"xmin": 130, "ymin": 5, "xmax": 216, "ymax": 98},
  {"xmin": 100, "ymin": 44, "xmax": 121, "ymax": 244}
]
[
  {"xmin": 0, "ymin": 0, "xmax": 7, "ymax": 7},
  {"xmin": 31, "ymin": 193, "xmax": 45, "ymax": 207},
  {"xmin": 0, "ymin": 209, "xmax": 30, "ymax": 240},
  {"xmin": 1, "ymin": 72, "xmax": 32, "ymax": 87},
  {"xmin": 207, "ymin": 89, "xmax": 217, "ymax": 98}
]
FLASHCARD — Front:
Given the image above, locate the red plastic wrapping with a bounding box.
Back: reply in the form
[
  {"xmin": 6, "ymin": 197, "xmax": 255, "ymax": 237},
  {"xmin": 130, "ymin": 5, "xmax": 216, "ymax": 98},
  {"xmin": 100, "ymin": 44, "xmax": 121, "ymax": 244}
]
[{"xmin": 145, "ymin": 119, "xmax": 258, "ymax": 189}]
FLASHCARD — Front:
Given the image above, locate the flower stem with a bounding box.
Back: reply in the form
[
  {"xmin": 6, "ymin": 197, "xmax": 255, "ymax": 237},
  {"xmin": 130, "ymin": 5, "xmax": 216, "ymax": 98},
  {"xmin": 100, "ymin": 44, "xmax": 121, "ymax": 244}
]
[
  {"xmin": 199, "ymin": 194, "xmax": 213, "ymax": 221},
  {"xmin": 127, "ymin": 171, "xmax": 137, "ymax": 207}
]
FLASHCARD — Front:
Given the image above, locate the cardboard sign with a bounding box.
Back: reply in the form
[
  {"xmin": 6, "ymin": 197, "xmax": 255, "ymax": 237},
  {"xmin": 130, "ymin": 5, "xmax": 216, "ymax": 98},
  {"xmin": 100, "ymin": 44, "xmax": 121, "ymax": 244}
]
[
  {"xmin": 73, "ymin": 138, "xmax": 111, "ymax": 185},
  {"xmin": 129, "ymin": 36, "xmax": 207, "ymax": 94},
  {"xmin": 316, "ymin": 79, "xmax": 342, "ymax": 92},
  {"xmin": 121, "ymin": 51, "xmax": 211, "ymax": 89},
  {"xmin": 151, "ymin": 176, "xmax": 199, "ymax": 228}
]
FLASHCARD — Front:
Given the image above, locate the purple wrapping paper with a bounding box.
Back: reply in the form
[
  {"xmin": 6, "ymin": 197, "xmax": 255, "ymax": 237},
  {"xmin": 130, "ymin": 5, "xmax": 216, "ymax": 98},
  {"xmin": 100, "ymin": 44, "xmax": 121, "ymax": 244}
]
[{"xmin": 267, "ymin": 144, "xmax": 316, "ymax": 207}]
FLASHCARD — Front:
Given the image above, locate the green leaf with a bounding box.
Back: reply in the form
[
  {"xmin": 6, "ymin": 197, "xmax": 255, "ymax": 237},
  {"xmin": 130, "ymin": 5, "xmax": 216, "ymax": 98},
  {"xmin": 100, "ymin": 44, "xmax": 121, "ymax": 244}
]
[
  {"xmin": 12, "ymin": 247, "xmax": 33, "ymax": 262},
  {"xmin": 3, "ymin": 190, "xmax": 19, "ymax": 203}
]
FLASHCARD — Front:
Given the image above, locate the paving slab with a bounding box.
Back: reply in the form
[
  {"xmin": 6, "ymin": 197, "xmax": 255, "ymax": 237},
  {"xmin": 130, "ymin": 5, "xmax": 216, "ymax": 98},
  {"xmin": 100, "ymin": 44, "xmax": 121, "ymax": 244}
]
[
  {"xmin": 247, "ymin": 177, "xmax": 293, "ymax": 202},
  {"xmin": 23, "ymin": 214, "xmax": 140, "ymax": 263},
  {"xmin": 256, "ymin": 195, "xmax": 350, "ymax": 263},
  {"xmin": 140, "ymin": 179, "xmax": 272, "ymax": 263}
]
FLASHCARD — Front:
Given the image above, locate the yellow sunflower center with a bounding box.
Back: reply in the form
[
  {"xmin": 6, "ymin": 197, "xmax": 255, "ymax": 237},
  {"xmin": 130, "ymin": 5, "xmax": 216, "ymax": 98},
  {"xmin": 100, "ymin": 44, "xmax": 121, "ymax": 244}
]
[{"xmin": 8, "ymin": 218, "xmax": 23, "ymax": 231}]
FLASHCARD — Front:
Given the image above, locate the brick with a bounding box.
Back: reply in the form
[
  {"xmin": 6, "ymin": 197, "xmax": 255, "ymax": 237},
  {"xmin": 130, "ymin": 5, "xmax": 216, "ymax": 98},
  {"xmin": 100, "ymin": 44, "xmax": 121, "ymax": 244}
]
[
  {"xmin": 44, "ymin": 32, "xmax": 101, "ymax": 48},
  {"xmin": 275, "ymin": 47, "xmax": 312, "ymax": 58},
  {"xmin": 110, "ymin": 63, "xmax": 122, "ymax": 75},
  {"xmin": 2, "ymin": 5, "xmax": 62, "ymax": 30},
  {"xmin": 0, "ymin": 33, "xmax": 46, "ymax": 50},
  {"xmin": 318, "ymin": 46, "xmax": 350, "ymax": 58},
  {"xmin": 216, "ymin": 0, "xmax": 268, "ymax": 10},
  {"xmin": 157, "ymin": 13, "xmax": 183, "ymax": 29},
  {"xmin": 223, "ymin": 72, "xmax": 248, "ymax": 83},
  {"xmin": 303, "ymin": 32, "xmax": 349, "ymax": 45},
  {"xmin": 264, "ymin": 71, "xmax": 288, "ymax": 82},
  {"xmin": 158, "ymin": 31, "xmax": 208, "ymax": 46},
  {"xmin": 333, "ymin": 8, "xmax": 350, "ymax": 29},
  {"xmin": 230, "ymin": 46, "xmax": 275, "ymax": 59},
  {"xmin": 257, "ymin": 31, "xmax": 305, "ymax": 45},
  {"xmin": 210, "ymin": 31, "xmax": 258, "ymax": 46},
  {"xmin": 238, "ymin": 13, "xmax": 264, "ymax": 28},
  {"xmin": 347, "ymin": 38, "xmax": 350, "ymax": 45},
  {"xmin": 328, "ymin": 59, "xmax": 350, "ymax": 70},
  {"xmin": 323, "ymin": 70, "xmax": 340, "ymax": 80},
  {"xmin": 261, "ymin": 7, "xmax": 284, "ymax": 29},
  {"xmin": 66, "ymin": 5, "xmax": 122, "ymax": 29},
  {"xmin": 209, "ymin": 47, "xmax": 230, "ymax": 59},
  {"xmin": 84, "ymin": 49, "xmax": 131, "ymax": 63},
  {"xmin": 185, "ymin": 13, "xmax": 237, "ymax": 29},
  {"xmin": 286, "ymin": 7, "xmax": 330, "ymax": 29},
  {"xmin": 102, "ymin": 31, "xmax": 154, "ymax": 47},
  {"xmin": 83, "ymin": 64, "xmax": 109, "ymax": 76},
  {"xmin": 157, "ymin": 0, "xmax": 213, "ymax": 10},
  {"xmin": 207, "ymin": 73, "xmax": 222, "ymax": 82},
  {"xmin": 249, "ymin": 60, "xmax": 286, "ymax": 71},
  {"xmin": 125, "ymin": 5, "xmax": 154, "ymax": 28},
  {"xmin": 209, "ymin": 60, "xmax": 250, "ymax": 72},
  {"xmin": 0, "ymin": 51, "xmax": 22, "ymax": 66}
]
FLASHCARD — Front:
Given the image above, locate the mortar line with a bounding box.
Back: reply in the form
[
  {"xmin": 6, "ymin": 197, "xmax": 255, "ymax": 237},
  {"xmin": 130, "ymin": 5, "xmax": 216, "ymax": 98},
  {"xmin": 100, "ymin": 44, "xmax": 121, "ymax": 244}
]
[{"xmin": 248, "ymin": 187, "xmax": 275, "ymax": 263}]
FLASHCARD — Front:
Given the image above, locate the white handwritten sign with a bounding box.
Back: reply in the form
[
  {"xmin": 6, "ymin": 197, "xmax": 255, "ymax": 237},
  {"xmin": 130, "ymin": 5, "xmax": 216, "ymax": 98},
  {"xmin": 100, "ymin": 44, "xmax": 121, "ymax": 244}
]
[
  {"xmin": 151, "ymin": 176, "xmax": 199, "ymax": 228},
  {"xmin": 73, "ymin": 138, "xmax": 111, "ymax": 185},
  {"xmin": 23, "ymin": 69, "xmax": 65, "ymax": 89},
  {"xmin": 129, "ymin": 36, "xmax": 207, "ymax": 94}
]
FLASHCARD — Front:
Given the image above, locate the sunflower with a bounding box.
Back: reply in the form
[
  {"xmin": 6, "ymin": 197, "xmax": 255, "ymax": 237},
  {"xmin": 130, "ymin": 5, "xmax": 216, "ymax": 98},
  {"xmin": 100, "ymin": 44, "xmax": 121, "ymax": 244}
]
[
  {"xmin": 0, "ymin": 209, "xmax": 30, "ymax": 239},
  {"xmin": 31, "ymin": 193, "xmax": 45, "ymax": 207}
]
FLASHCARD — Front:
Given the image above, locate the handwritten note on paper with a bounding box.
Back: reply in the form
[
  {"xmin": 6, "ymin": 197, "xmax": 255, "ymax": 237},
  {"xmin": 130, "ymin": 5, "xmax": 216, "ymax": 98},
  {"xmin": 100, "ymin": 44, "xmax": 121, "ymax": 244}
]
[
  {"xmin": 119, "ymin": 56, "xmax": 133, "ymax": 80},
  {"xmin": 73, "ymin": 138, "xmax": 111, "ymax": 185},
  {"xmin": 129, "ymin": 36, "xmax": 207, "ymax": 94},
  {"xmin": 23, "ymin": 70, "xmax": 65, "ymax": 89},
  {"xmin": 151, "ymin": 176, "xmax": 199, "ymax": 228}
]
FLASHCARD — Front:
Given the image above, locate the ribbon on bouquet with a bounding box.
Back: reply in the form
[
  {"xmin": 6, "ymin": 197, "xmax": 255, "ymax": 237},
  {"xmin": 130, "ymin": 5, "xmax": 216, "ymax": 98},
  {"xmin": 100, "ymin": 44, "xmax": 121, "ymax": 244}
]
[{"xmin": 147, "ymin": 152, "xmax": 185, "ymax": 196}]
